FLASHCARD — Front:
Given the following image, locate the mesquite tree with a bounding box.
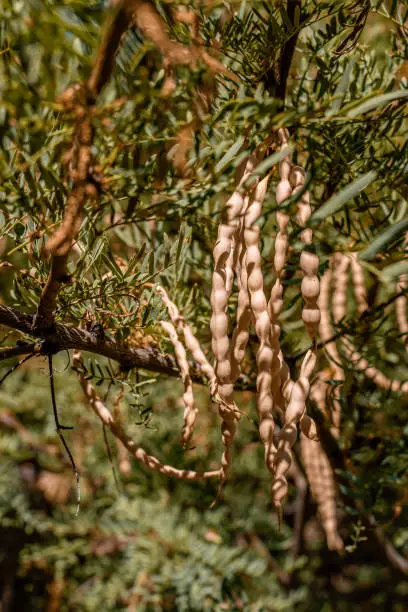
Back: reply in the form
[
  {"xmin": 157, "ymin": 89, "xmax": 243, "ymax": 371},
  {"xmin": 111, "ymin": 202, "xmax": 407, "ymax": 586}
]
[{"xmin": 0, "ymin": 1, "xmax": 408, "ymax": 610}]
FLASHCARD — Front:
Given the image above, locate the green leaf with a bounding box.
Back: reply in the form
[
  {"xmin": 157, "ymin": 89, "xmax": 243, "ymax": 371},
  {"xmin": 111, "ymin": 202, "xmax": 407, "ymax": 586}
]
[
  {"xmin": 102, "ymin": 254, "xmax": 123, "ymax": 280},
  {"xmin": 382, "ymin": 259, "xmax": 408, "ymax": 281},
  {"xmin": 359, "ymin": 218, "xmax": 408, "ymax": 261},
  {"xmin": 329, "ymin": 58, "xmax": 355, "ymax": 114},
  {"xmin": 346, "ymin": 90, "xmax": 408, "ymax": 118},
  {"xmin": 310, "ymin": 171, "xmax": 376, "ymax": 225},
  {"xmin": 215, "ymin": 136, "xmax": 246, "ymax": 175},
  {"xmin": 244, "ymin": 146, "xmax": 294, "ymax": 188}
]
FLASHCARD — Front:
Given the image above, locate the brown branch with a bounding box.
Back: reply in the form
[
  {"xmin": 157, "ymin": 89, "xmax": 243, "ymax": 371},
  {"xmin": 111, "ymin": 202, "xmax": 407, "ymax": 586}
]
[
  {"xmin": 33, "ymin": 0, "xmax": 232, "ymax": 332},
  {"xmin": 0, "ymin": 343, "xmax": 37, "ymax": 361},
  {"xmin": 263, "ymin": 0, "xmax": 301, "ymax": 107},
  {"xmin": 0, "ymin": 305, "xmax": 256, "ymax": 390},
  {"xmin": 87, "ymin": 0, "xmax": 139, "ymax": 97},
  {"xmin": 33, "ymin": 2, "xmax": 135, "ymax": 331}
]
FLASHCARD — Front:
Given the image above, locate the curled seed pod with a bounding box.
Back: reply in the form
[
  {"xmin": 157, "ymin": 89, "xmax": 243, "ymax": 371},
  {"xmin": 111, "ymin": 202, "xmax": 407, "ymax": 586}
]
[
  {"xmin": 350, "ymin": 253, "xmax": 368, "ymax": 315},
  {"xmin": 244, "ymin": 174, "xmax": 282, "ymax": 476},
  {"xmin": 156, "ymin": 285, "xmax": 216, "ymax": 394},
  {"xmin": 272, "ymin": 350, "xmax": 317, "ymax": 516},
  {"xmin": 210, "ymin": 156, "xmax": 255, "ymax": 488},
  {"xmin": 345, "ymin": 339, "xmax": 408, "ymax": 394},
  {"xmin": 160, "ymin": 320, "xmax": 196, "ymax": 447},
  {"xmin": 72, "ymin": 351, "xmax": 220, "ymax": 481},
  {"xmin": 332, "ymin": 255, "xmax": 408, "ymax": 395},
  {"xmin": 290, "ymin": 166, "xmax": 320, "ymax": 340},
  {"xmin": 300, "ymin": 433, "xmax": 344, "ymax": 552}
]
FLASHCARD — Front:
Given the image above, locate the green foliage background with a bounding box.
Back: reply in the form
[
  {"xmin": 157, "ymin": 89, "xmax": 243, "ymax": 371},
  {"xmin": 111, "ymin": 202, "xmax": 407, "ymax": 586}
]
[{"xmin": 0, "ymin": 0, "xmax": 408, "ymax": 609}]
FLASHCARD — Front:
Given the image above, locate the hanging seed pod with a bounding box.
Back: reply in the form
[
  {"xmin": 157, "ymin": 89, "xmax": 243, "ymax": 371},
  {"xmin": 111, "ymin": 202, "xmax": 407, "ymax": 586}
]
[
  {"xmin": 300, "ymin": 433, "xmax": 344, "ymax": 552},
  {"xmin": 290, "ymin": 166, "xmax": 320, "ymax": 340},
  {"xmin": 210, "ymin": 156, "xmax": 255, "ymax": 489},
  {"xmin": 334, "ymin": 254, "xmax": 408, "ymax": 394},
  {"xmin": 230, "ymin": 195, "xmax": 252, "ymax": 383},
  {"xmin": 160, "ymin": 320, "xmax": 196, "ymax": 447},
  {"xmin": 267, "ymin": 128, "xmax": 294, "ymax": 413},
  {"xmin": 396, "ymin": 274, "xmax": 408, "ymax": 346},
  {"xmin": 244, "ymin": 174, "xmax": 281, "ymax": 478},
  {"xmin": 332, "ymin": 253, "xmax": 349, "ymax": 325},
  {"xmin": 272, "ymin": 349, "xmax": 316, "ymax": 520},
  {"xmin": 156, "ymin": 285, "xmax": 216, "ymax": 394},
  {"xmin": 72, "ymin": 351, "xmax": 220, "ymax": 481},
  {"xmin": 268, "ymin": 128, "xmax": 292, "ymax": 324},
  {"xmin": 318, "ymin": 264, "xmax": 344, "ymax": 435}
]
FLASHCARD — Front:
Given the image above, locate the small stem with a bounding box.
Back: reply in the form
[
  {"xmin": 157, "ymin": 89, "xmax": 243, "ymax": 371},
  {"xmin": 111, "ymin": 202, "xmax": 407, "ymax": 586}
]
[{"xmin": 48, "ymin": 354, "xmax": 80, "ymax": 516}]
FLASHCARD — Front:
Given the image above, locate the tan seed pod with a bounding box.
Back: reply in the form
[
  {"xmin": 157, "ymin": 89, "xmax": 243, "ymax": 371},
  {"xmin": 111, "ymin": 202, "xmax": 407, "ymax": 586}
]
[
  {"xmin": 396, "ymin": 273, "xmax": 408, "ymax": 347},
  {"xmin": 230, "ymin": 195, "xmax": 252, "ymax": 382},
  {"xmin": 290, "ymin": 166, "xmax": 320, "ymax": 340},
  {"xmin": 332, "ymin": 253, "xmax": 349, "ymax": 325},
  {"xmin": 318, "ymin": 263, "xmax": 344, "ymax": 435},
  {"xmin": 300, "ymin": 433, "xmax": 344, "ymax": 552},
  {"xmin": 72, "ymin": 351, "xmax": 220, "ymax": 480},
  {"xmin": 268, "ymin": 127, "xmax": 292, "ymax": 324},
  {"xmin": 156, "ymin": 285, "xmax": 216, "ymax": 394},
  {"xmin": 272, "ymin": 350, "xmax": 316, "ymax": 518},
  {"xmin": 160, "ymin": 320, "xmax": 196, "ymax": 447},
  {"xmin": 333, "ymin": 254, "xmax": 408, "ymax": 394},
  {"xmin": 210, "ymin": 156, "xmax": 255, "ymax": 488},
  {"xmin": 267, "ymin": 128, "xmax": 294, "ymax": 414},
  {"xmin": 244, "ymin": 174, "xmax": 281, "ymax": 477}
]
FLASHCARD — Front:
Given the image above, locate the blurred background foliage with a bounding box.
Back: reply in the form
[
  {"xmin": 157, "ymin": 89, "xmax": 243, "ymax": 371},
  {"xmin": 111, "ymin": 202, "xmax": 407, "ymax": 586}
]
[{"xmin": 0, "ymin": 0, "xmax": 408, "ymax": 610}]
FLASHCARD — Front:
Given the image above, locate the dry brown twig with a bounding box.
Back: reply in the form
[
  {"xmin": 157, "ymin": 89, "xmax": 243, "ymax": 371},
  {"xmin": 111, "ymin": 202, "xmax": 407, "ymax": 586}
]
[{"xmin": 34, "ymin": 0, "xmax": 233, "ymax": 331}]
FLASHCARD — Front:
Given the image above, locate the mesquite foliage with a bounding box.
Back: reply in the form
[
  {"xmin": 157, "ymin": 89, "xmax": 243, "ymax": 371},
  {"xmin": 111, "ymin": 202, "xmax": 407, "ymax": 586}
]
[{"xmin": 1, "ymin": 3, "xmax": 408, "ymax": 606}]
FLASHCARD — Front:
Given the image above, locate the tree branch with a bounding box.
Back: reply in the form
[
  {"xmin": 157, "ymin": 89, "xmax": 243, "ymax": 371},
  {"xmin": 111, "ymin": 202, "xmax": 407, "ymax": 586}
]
[
  {"xmin": 263, "ymin": 0, "xmax": 301, "ymax": 106},
  {"xmin": 0, "ymin": 305, "xmax": 247, "ymax": 388},
  {"xmin": 0, "ymin": 343, "xmax": 37, "ymax": 361}
]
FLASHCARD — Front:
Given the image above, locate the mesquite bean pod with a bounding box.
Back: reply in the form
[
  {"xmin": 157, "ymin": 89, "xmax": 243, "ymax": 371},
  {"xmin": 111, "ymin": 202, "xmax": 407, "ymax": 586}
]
[
  {"xmin": 156, "ymin": 285, "xmax": 216, "ymax": 394},
  {"xmin": 300, "ymin": 433, "xmax": 344, "ymax": 552},
  {"xmin": 267, "ymin": 128, "xmax": 294, "ymax": 413},
  {"xmin": 318, "ymin": 264, "xmax": 343, "ymax": 434},
  {"xmin": 350, "ymin": 253, "xmax": 368, "ymax": 315},
  {"xmin": 160, "ymin": 320, "xmax": 196, "ymax": 447},
  {"xmin": 268, "ymin": 128, "xmax": 292, "ymax": 324},
  {"xmin": 335, "ymin": 254, "xmax": 408, "ymax": 393},
  {"xmin": 290, "ymin": 166, "xmax": 320, "ymax": 340},
  {"xmin": 72, "ymin": 351, "xmax": 220, "ymax": 480},
  {"xmin": 272, "ymin": 350, "xmax": 316, "ymax": 516},
  {"xmin": 210, "ymin": 156, "xmax": 255, "ymax": 488},
  {"xmin": 244, "ymin": 174, "xmax": 280, "ymax": 476},
  {"xmin": 396, "ymin": 233, "xmax": 408, "ymax": 346},
  {"xmin": 230, "ymin": 196, "xmax": 252, "ymax": 382},
  {"xmin": 396, "ymin": 275, "xmax": 408, "ymax": 346}
]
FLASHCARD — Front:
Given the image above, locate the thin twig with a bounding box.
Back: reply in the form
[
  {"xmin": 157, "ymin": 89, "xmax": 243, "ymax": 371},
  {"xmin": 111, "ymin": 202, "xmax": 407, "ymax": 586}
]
[
  {"xmin": 103, "ymin": 424, "xmax": 122, "ymax": 493},
  {"xmin": 48, "ymin": 354, "xmax": 80, "ymax": 516},
  {"xmin": 0, "ymin": 353, "xmax": 36, "ymax": 386}
]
